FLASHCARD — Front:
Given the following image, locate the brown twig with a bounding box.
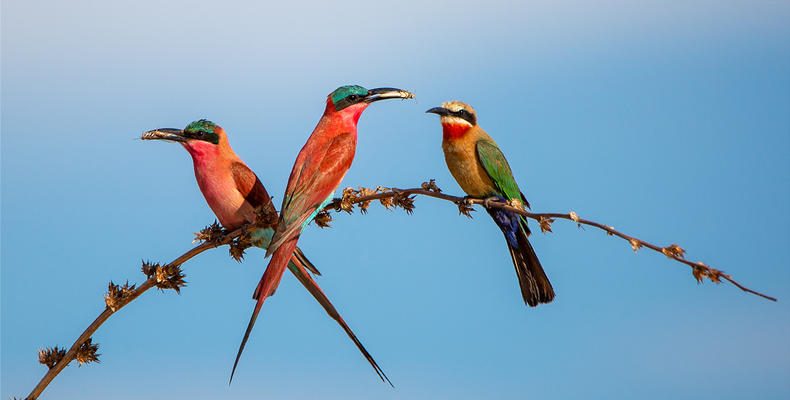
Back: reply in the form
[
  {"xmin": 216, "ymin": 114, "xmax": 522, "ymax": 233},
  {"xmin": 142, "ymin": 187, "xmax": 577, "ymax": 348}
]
[
  {"xmin": 25, "ymin": 229, "xmax": 241, "ymax": 400},
  {"xmin": 25, "ymin": 179, "xmax": 775, "ymax": 399},
  {"xmin": 319, "ymin": 181, "xmax": 776, "ymax": 302}
]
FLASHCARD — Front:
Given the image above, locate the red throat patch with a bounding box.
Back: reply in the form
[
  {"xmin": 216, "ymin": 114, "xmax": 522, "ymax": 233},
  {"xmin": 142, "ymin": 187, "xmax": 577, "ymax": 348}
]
[
  {"xmin": 441, "ymin": 122, "xmax": 472, "ymax": 140},
  {"xmin": 325, "ymin": 99, "xmax": 369, "ymax": 126},
  {"xmin": 344, "ymin": 102, "xmax": 369, "ymax": 125},
  {"xmin": 182, "ymin": 140, "xmax": 220, "ymax": 163}
]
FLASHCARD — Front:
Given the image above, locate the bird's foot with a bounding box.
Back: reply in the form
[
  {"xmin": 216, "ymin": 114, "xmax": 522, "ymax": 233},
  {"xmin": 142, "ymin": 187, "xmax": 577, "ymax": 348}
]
[
  {"xmin": 482, "ymin": 196, "xmax": 500, "ymax": 209},
  {"xmin": 459, "ymin": 196, "xmax": 476, "ymax": 207},
  {"xmin": 239, "ymin": 225, "xmax": 249, "ymax": 240}
]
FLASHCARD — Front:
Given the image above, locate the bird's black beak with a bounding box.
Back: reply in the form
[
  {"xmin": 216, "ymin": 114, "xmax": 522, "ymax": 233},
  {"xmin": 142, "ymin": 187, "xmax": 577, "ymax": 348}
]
[
  {"xmin": 365, "ymin": 87, "xmax": 415, "ymax": 103},
  {"xmin": 141, "ymin": 128, "xmax": 187, "ymax": 143},
  {"xmin": 425, "ymin": 107, "xmax": 451, "ymax": 117}
]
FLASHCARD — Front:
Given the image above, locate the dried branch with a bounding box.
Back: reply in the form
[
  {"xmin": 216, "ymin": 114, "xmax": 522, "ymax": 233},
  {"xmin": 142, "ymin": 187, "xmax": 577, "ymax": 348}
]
[
  {"xmin": 24, "ymin": 225, "xmax": 242, "ymax": 400},
  {"xmin": 316, "ymin": 180, "xmax": 776, "ymax": 302},
  {"xmin": 26, "ymin": 179, "xmax": 775, "ymax": 399}
]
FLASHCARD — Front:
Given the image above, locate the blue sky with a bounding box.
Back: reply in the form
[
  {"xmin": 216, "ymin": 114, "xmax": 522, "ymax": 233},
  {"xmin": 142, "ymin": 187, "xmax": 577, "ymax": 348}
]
[{"xmin": 2, "ymin": 1, "xmax": 789, "ymax": 399}]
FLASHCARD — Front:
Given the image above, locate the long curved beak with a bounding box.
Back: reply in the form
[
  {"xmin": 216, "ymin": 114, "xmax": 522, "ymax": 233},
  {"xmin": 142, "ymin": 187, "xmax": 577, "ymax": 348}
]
[
  {"xmin": 365, "ymin": 87, "xmax": 415, "ymax": 103},
  {"xmin": 425, "ymin": 107, "xmax": 451, "ymax": 117},
  {"xmin": 141, "ymin": 128, "xmax": 187, "ymax": 142}
]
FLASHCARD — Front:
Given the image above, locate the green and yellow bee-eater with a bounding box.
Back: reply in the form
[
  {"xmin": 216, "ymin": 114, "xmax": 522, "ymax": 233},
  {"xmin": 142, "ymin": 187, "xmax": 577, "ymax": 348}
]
[
  {"xmin": 142, "ymin": 119, "xmax": 388, "ymax": 384},
  {"xmin": 427, "ymin": 101, "xmax": 555, "ymax": 307}
]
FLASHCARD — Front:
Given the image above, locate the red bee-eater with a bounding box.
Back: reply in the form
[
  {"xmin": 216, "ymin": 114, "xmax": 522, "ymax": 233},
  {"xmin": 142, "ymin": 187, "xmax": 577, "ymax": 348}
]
[
  {"xmin": 250, "ymin": 85, "xmax": 413, "ymax": 382},
  {"xmin": 142, "ymin": 119, "xmax": 389, "ymax": 384},
  {"xmin": 426, "ymin": 101, "xmax": 555, "ymax": 307}
]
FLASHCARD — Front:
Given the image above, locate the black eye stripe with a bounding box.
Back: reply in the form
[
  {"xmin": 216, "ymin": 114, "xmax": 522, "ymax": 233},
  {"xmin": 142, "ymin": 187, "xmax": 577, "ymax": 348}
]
[
  {"xmin": 184, "ymin": 129, "xmax": 219, "ymax": 144},
  {"xmin": 452, "ymin": 109, "xmax": 476, "ymax": 125},
  {"xmin": 334, "ymin": 93, "xmax": 365, "ymax": 111}
]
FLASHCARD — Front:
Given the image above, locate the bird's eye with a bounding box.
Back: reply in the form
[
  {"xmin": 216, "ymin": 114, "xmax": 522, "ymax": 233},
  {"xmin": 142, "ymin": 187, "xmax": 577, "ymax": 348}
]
[{"xmin": 348, "ymin": 94, "xmax": 359, "ymax": 101}]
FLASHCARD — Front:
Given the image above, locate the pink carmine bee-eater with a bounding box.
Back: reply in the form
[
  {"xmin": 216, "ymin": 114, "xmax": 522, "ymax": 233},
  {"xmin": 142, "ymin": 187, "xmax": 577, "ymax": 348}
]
[
  {"xmin": 142, "ymin": 118, "xmax": 392, "ymax": 384},
  {"xmin": 252, "ymin": 84, "xmax": 413, "ymax": 379},
  {"xmin": 426, "ymin": 101, "xmax": 555, "ymax": 307}
]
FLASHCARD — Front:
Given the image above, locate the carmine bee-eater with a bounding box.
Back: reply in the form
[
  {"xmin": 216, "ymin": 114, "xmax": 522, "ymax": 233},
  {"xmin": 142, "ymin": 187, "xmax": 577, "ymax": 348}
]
[
  {"xmin": 426, "ymin": 101, "xmax": 555, "ymax": 307},
  {"xmin": 142, "ymin": 119, "xmax": 388, "ymax": 384},
  {"xmin": 253, "ymin": 84, "xmax": 413, "ymax": 379}
]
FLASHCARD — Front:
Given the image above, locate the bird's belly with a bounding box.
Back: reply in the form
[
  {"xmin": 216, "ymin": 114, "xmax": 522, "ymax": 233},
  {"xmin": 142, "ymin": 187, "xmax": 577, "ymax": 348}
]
[{"xmin": 443, "ymin": 144, "xmax": 494, "ymax": 197}]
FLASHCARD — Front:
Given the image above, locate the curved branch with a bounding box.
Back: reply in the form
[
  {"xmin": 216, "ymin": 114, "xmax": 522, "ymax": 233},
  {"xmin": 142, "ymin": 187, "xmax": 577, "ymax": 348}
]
[
  {"xmin": 25, "ymin": 180, "xmax": 775, "ymax": 399},
  {"xmin": 25, "ymin": 232, "xmax": 242, "ymax": 400},
  {"xmin": 320, "ymin": 182, "xmax": 776, "ymax": 302}
]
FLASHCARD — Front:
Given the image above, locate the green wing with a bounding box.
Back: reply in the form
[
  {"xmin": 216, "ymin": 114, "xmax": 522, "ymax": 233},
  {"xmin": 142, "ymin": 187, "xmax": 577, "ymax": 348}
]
[{"xmin": 475, "ymin": 139, "xmax": 522, "ymax": 202}]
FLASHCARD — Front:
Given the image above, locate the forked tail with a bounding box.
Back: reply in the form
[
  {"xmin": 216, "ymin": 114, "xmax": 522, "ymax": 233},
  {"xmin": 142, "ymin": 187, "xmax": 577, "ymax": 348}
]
[{"xmin": 288, "ymin": 257, "xmax": 392, "ymax": 386}]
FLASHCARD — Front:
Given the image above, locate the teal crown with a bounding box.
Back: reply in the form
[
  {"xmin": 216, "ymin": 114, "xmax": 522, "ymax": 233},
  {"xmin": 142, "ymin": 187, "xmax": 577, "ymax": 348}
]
[
  {"xmin": 184, "ymin": 119, "xmax": 217, "ymax": 134},
  {"xmin": 330, "ymin": 85, "xmax": 368, "ymax": 105},
  {"xmin": 183, "ymin": 119, "xmax": 219, "ymax": 145}
]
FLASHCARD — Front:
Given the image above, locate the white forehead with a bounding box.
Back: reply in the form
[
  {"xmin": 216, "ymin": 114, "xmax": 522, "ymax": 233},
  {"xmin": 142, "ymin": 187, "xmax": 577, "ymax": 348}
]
[
  {"xmin": 441, "ymin": 101, "xmax": 471, "ymax": 113},
  {"xmin": 439, "ymin": 115, "xmax": 473, "ymax": 126}
]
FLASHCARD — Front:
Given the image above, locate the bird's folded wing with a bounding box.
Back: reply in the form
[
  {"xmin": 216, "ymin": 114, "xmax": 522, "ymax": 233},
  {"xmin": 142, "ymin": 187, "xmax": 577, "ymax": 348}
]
[
  {"xmin": 231, "ymin": 161, "xmax": 272, "ymax": 209},
  {"xmin": 267, "ymin": 132, "xmax": 356, "ymax": 254},
  {"xmin": 475, "ymin": 139, "xmax": 522, "ymax": 202}
]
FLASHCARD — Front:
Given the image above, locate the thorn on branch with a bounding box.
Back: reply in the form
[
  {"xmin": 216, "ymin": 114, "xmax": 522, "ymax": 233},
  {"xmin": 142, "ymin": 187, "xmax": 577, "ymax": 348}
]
[
  {"xmin": 75, "ymin": 338, "xmax": 100, "ymax": 366},
  {"xmin": 539, "ymin": 216, "xmax": 554, "ymax": 233},
  {"xmin": 314, "ymin": 210, "xmax": 333, "ymax": 228},
  {"xmin": 38, "ymin": 347, "xmax": 66, "ymax": 369},
  {"xmin": 392, "ymin": 190, "xmax": 416, "ymax": 214},
  {"xmin": 105, "ymin": 281, "xmax": 136, "ymax": 311},
  {"xmin": 569, "ymin": 211, "xmax": 583, "ymax": 229},
  {"xmin": 421, "ymin": 179, "xmax": 442, "ymax": 193},
  {"xmin": 661, "ymin": 244, "xmax": 686, "ymax": 259},
  {"xmin": 334, "ymin": 187, "xmax": 358, "ymax": 214},
  {"xmin": 357, "ymin": 187, "xmax": 377, "ymax": 214},
  {"xmin": 691, "ymin": 262, "xmax": 727, "ymax": 285},
  {"xmin": 378, "ymin": 188, "xmax": 395, "ymax": 210},
  {"xmin": 457, "ymin": 202, "xmax": 475, "ymax": 218},
  {"xmin": 229, "ymin": 227, "xmax": 253, "ymax": 262},
  {"xmin": 254, "ymin": 201, "xmax": 279, "ymax": 228},
  {"xmin": 193, "ymin": 221, "xmax": 224, "ymax": 244},
  {"xmin": 142, "ymin": 261, "xmax": 187, "ymax": 294},
  {"xmin": 629, "ymin": 239, "xmax": 642, "ymax": 253},
  {"xmin": 692, "ymin": 264, "xmax": 706, "ymax": 283}
]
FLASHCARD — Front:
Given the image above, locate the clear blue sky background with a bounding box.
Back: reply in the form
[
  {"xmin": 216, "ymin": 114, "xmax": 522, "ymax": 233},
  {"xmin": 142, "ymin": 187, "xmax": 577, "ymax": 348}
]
[{"xmin": 2, "ymin": 1, "xmax": 789, "ymax": 399}]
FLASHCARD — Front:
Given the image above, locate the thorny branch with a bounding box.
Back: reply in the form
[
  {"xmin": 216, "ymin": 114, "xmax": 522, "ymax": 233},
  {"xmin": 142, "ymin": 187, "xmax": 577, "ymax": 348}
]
[
  {"xmin": 317, "ymin": 180, "xmax": 776, "ymax": 302},
  {"xmin": 25, "ymin": 208, "xmax": 280, "ymax": 399},
  {"xmin": 25, "ymin": 238, "xmax": 223, "ymax": 399},
  {"xmin": 24, "ymin": 179, "xmax": 775, "ymax": 399}
]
